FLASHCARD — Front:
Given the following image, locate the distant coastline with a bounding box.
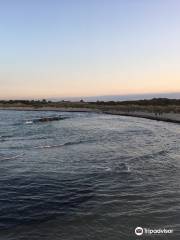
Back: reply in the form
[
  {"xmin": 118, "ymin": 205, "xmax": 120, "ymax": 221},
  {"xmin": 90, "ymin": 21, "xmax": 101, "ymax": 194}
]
[
  {"xmin": 0, "ymin": 106, "xmax": 99, "ymax": 113},
  {"xmin": 1, "ymin": 98, "xmax": 180, "ymax": 124}
]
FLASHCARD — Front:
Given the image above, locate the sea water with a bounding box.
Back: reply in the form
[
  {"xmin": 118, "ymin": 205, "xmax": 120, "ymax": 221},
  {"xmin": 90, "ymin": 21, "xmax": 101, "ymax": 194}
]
[{"xmin": 0, "ymin": 110, "xmax": 179, "ymax": 239}]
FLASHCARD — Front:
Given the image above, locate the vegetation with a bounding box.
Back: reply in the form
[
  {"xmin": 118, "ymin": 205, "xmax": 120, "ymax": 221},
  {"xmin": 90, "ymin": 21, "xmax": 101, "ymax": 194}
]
[{"xmin": 0, "ymin": 98, "xmax": 180, "ymax": 113}]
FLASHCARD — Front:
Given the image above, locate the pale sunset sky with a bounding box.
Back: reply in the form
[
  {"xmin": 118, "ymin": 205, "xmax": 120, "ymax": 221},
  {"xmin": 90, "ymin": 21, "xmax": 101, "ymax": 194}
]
[{"xmin": 1, "ymin": 0, "xmax": 180, "ymax": 99}]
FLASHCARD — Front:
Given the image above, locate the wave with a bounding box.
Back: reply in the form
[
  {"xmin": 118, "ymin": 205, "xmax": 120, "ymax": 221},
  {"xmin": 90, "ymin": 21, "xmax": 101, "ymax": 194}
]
[
  {"xmin": 0, "ymin": 135, "xmax": 14, "ymax": 139},
  {"xmin": 90, "ymin": 163, "xmax": 131, "ymax": 174},
  {"xmin": 113, "ymin": 162, "xmax": 131, "ymax": 173},
  {"xmin": 0, "ymin": 153, "xmax": 24, "ymax": 161},
  {"xmin": 131, "ymin": 150, "xmax": 168, "ymax": 162},
  {"xmin": 0, "ymin": 135, "xmax": 14, "ymax": 142},
  {"xmin": 34, "ymin": 140, "xmax": 93, "ymax": 149}
]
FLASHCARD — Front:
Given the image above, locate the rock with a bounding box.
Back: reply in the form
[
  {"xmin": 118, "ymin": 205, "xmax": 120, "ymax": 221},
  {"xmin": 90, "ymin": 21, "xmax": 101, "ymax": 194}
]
[{"xmin": 32, "ymin": 116, "xmax": 67, "ymax": 123}]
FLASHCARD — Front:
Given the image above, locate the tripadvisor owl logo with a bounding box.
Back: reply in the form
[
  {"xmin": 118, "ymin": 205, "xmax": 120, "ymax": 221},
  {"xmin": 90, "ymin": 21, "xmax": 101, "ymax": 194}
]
[
  {"xmin": 135, "ymin": 226, "xmax": 173, "ymax": 236},
  {"xmin": 135, "ymin": 227, "xmax": 143, "ymax": 236}
]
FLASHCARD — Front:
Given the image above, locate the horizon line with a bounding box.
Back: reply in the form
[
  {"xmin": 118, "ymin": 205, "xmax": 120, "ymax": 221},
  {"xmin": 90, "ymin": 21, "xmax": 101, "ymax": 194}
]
[{"xmin": 1, "ymin": 91, "xmax": 180, "ymax": 101}]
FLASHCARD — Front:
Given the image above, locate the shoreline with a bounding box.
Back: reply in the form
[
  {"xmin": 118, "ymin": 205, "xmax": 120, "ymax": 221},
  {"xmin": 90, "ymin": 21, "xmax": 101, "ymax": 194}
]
[
  {"xmin": 103, "ymin": 110, "xmax": 180, "ymax": 124},
  {"xmin": 0, "ymin": 107, "xmax": 101, "ymax": 113},
  {"xmin": 0, "ymin": 107, "xmax": 180, "ymax": 124}
]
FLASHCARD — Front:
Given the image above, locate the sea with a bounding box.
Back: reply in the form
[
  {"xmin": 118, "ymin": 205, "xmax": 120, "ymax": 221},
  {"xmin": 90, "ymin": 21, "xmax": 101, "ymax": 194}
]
[{"xmin": 0, "ymin": 110, "xmax": 180, "ymax": 240}]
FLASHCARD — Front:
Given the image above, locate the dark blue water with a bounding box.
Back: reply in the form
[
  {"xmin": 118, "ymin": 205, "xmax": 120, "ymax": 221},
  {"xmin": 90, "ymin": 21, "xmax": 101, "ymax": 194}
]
[{"xmin": 0, "ymin": 110, "xmax": 180, "ymax": 239}]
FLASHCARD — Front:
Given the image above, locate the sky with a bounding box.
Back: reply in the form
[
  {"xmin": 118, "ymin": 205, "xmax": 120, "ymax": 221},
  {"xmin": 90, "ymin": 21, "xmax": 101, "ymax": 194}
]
[{"xmin": 1, "ymin": 0, "xmax": 180, "ymax": 100}]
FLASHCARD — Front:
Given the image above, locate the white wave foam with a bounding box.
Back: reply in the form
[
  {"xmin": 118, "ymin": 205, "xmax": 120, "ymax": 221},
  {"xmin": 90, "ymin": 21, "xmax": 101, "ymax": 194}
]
[
  {"xmin": 25, "ymin": 121, "xmax": 33, "ymax": 124},
  {"xmin": 34, "ymin": 144, "xmax": 64, "ymax": 149}
]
